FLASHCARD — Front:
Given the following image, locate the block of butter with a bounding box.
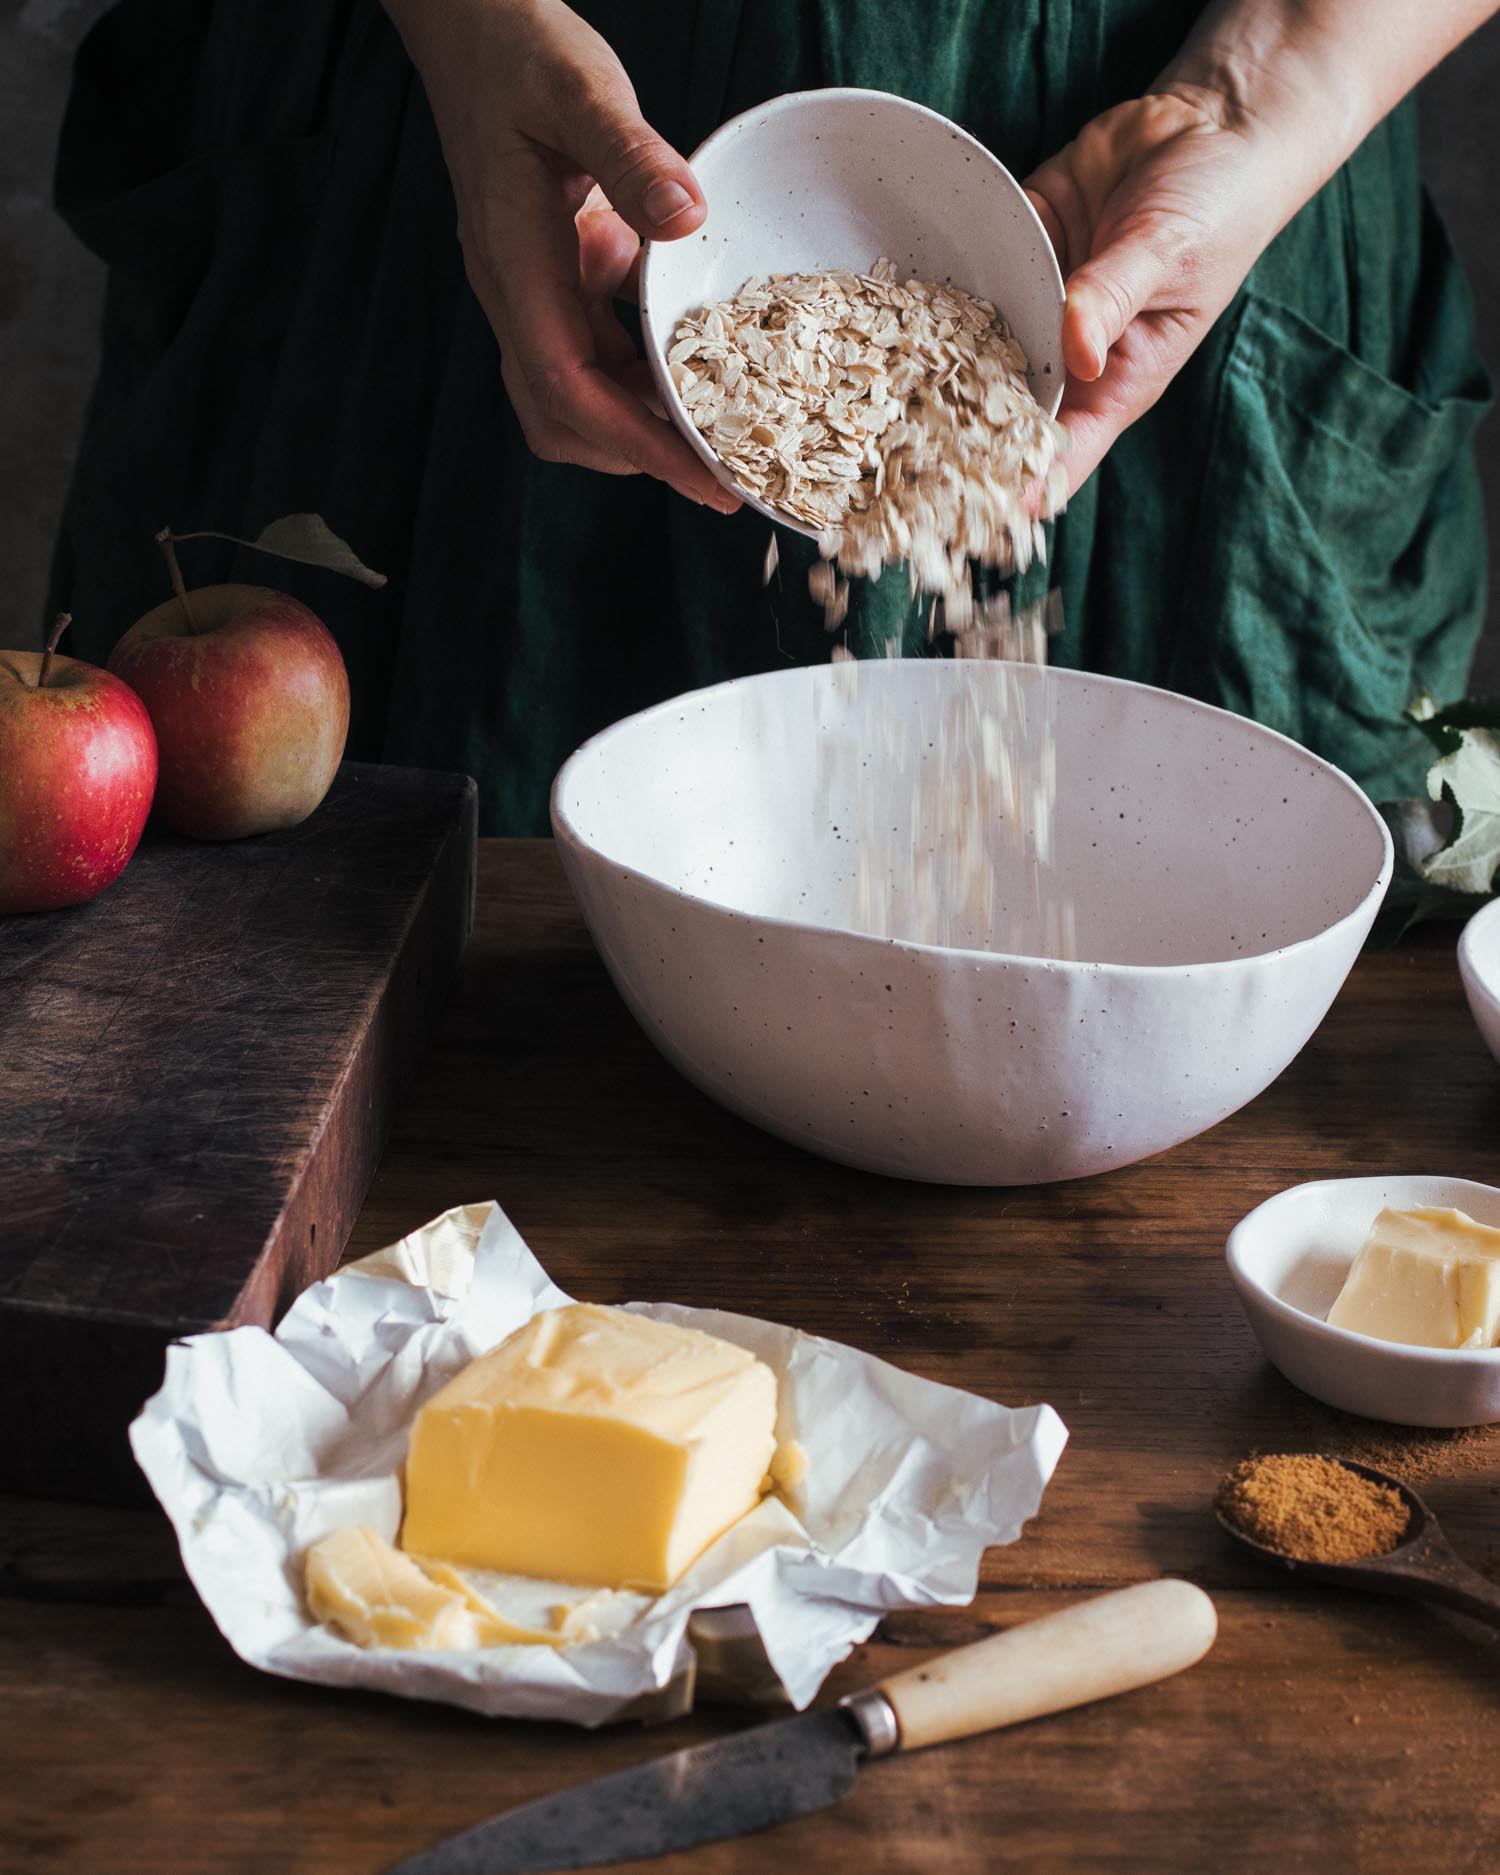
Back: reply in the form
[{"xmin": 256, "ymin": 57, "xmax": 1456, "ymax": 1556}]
[
  {"xmin": 400, "ymin": 1303, "xmax": 778, "ymax": 1593},
  {"xmin": 304, "ymin": 1524, "xmax": 570, "ymax": 1650},
  {"xmin": 1327, "ymin": 1206, "xmax": 1500, "ymax": 1350}
]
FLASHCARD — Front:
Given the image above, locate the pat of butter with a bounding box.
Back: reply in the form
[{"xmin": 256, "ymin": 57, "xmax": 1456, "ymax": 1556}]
[
  {"xmin": 304, "ymin": 1525, "xmax": 568, "ymax": 1650},
  {"xmin": 1327, "ymin": 1206, "xmax": 1500, "ymax": 1350},
  {"xmin": 400, "ymin": 1304, "xmax": 778, "ymax": 1593}
]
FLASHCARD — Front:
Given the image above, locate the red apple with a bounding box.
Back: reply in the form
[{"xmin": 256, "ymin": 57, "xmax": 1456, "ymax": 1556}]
[
  {"xmin": 108, "ymin": 584, "xmax": 350, "ymax": 840},
  {"xmin": 0, "ymin": 618, "xmax": 158, "ymax": 915}
]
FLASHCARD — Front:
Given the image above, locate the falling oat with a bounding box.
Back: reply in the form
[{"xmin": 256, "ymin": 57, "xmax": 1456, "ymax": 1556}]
[{"xmin": 671, "ymin": 261, "xmax": 1074, "ymax": 960}]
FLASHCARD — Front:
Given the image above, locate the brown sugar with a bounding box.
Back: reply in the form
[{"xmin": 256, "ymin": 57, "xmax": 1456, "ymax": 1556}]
[
  {"xmin": 1245, "ymin": 1386, "xmax": 1500, "ymax": 1488},
  {"xmin": 1329, "ymin": 1420, "xmax": 1496, "ymax": 1487},
  {"xmin": 1215, "ymin": 1454, "xmax": 1410, "ymax": 1563}
]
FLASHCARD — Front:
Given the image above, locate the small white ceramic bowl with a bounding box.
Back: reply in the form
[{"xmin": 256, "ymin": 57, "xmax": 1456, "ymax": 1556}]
[
  {"xmin": 552, "ymin": 661, "xmax": 1393, "ymax": 1185},
  {"xmin": 1227, "ymin": 1175, "xmax": 1500, "ymax": 1427},
  {"xmin": 1458, "ymin": 897, "xmax": 1500, "ymax": 1064},
  {"xmin": 639, "ymin": 87, "xmax": 1065, "ymax": 533}
]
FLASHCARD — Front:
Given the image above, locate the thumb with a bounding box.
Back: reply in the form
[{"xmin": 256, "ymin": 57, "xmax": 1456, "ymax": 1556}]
[
  {"xmin": 565, "ymin": 72, "xmax": 705, "ymax": 239},
  {"xmin": 1065, "ymin": 220, "xmax": 1192, "ymax": 380},
  {"xmin": 1062, "ymin": 231, "xmax": 1175, "ymax": 382}
]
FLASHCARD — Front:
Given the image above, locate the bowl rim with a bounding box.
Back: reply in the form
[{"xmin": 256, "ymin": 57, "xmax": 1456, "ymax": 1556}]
[
  {"xmin": 1225, "ymin": 1172, "xmax": 1500, "ymax": 1366},
  {"xmin": 638, "ymin": 85, "xmax": 1066, "ymax": 534},
  {"xmin": 1457, "ymin": 895, "xmax": 1500, "ymax": 1020},
  {"xmin": 550, "ymin": 660, "xmax": 1395, "ymax": 978}
]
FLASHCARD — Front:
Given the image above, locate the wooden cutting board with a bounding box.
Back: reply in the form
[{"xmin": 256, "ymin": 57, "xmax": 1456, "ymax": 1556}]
[{"xmin": 0, "ymin": 763, "xmax": 476, "ymax": 1503}]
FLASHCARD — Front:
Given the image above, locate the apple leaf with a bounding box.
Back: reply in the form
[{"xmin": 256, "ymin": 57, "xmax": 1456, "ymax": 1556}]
[
  {"xmin": 1368, "ymin": 695, "xmax": 1500, "ymax": 943},
  {"xmin": 1422, "ymin": 726, "xmax": 1500, "ymax": 895},
  {"xmin": 243, "ymin": 514, "xmax": 388, "ymax": 586},
  {"xmin": 166, "ymin": 514, "xmax": 387, "ymax": 588}
]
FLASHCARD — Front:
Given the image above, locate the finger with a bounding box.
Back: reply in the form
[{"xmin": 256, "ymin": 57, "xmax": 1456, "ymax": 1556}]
[
  {"xmin": 479, "ymin": 151, "xmax": 735, "ymax": 506},
  {"xmin": 1064, "ymin": 233, "xmax": 1179, "ymax": 384},
  {"xmin": 488, "ymin": 305, "xmax": 640, "ymax": 476},
  {"xmin": 576, "ymin": 200, "xmax": 640, "ymax": 302},
  {"xmin": 523, "ymin": 53, "xmax": 705, "ymax": 239},
  {"xmin": 617, "ymin": 356, "xmax": 668, "ymax": 416},
  {"xmin": 1025, "ymin": 157, "xmax": 1095, "ymax": 297},
  {"xmin": 1055, "ymin": 307, "xmax": 1197, "ymax": 491},
  {"xmin": 476, "ymin": 251, "xmax": 725, "ymax": 502},
  {"xmin": 500, "ymin": 343, "xmax": 720, "ymax": 493},
  {"xmin": 1025, "ymin": 186, "xmax": 1069, "ymax": 276},
  {"xmin": 1028, "ymin": 174, "xmax": 1107, "ymax": 380},
  {"xmin": 576, "ymin": 208, "xmax": 642, "ymax": 375},
  {"xmin": 499, "ymin": 333, "xmax": 727, "ymax": 501},
  {"xmin": 583, "ymin": 295, "xmax": 639, "ymax": 377}
]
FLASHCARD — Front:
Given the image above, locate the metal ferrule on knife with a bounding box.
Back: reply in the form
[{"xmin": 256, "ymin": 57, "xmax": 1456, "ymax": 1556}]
[{"xmin": 839, "ymin": 1688, "xmax": 900, "ymax": 1758}]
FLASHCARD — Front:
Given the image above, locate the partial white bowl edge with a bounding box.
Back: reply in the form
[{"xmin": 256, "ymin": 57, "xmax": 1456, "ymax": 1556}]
[{"xmin": 1458, "ymin": 896, "xmax": 1500, "ymax": 1064}]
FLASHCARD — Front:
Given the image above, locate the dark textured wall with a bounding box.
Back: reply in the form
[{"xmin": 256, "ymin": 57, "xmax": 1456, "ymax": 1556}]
[
  {"xmin": 0, "ymin": 1, "xmax": 106, "ymax": 653},
  {"xmin": 2, "ymin": 5, "xmax": 1497, "ymax": 687}
]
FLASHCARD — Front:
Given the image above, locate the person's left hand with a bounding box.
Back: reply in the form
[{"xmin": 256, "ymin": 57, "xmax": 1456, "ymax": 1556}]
[{"xmin": 1026, "ymin": 90, "xmax": 1294, "ymax": 494}]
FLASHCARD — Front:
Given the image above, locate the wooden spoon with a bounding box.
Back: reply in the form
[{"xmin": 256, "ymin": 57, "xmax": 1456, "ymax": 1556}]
[{"xmin": 1216, "ymin": 1457, "xmax": 1500, "ymax": 1628}]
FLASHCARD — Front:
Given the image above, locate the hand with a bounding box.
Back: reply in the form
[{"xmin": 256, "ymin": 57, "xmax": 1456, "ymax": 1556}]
[
  {"xmin": 1026, "ymin": 91, "xmax": 1289, "ymax": 495},
  {"xmin": 385, "ymin": 0, "xmax": 740, "ymax": 510}
]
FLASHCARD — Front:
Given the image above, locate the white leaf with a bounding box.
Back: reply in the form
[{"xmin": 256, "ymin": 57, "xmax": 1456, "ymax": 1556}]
[
  {"xmin": 1425, "ymin": 728, "xmax": 1500, "ymax": 811},
  {"xmin": 1422, "ymin": 729, "xmax": 1500, "ymax": 895}
]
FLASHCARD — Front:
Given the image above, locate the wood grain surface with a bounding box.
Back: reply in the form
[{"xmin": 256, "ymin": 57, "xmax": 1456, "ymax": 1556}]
[
  {"xmin": 0, "ymin": 764, "xmax": 476, "ymax": 1499},
  {"xmin": 4, "ymin": 840, "xmax": 1500, "ymax": 1873}
]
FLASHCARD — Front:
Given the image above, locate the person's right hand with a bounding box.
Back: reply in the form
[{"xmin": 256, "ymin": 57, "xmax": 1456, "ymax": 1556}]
[
  {"xmin": 1026, "ymin": 90, "xmax": 1286, "ymax": 497},
  {"xmin": 385, "ymin": 0, "xmax": 740, "ymax": 510}
]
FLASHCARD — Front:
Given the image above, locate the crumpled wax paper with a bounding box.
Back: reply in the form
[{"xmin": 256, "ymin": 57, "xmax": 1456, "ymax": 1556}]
[{"xmin": 131, "ymin": 1201, "xmax": 1067, "ymax": 1726}]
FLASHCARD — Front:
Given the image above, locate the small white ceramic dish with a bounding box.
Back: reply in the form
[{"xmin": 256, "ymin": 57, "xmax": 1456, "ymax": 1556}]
[
  {"xmin": 1458, "ymin": 897, "xmax": 1500, "ymax": 1064},
  {"xmin": 552, "ymin": 661, "xmax": 1393, "ymax": 1185},
  {"xmin": 1227, "ymin": 1175, "xmax": 1500, "ymax": 1427},
  {"xmin": 639, "ymin": 87, "xmax": 1065, "ymax": 533}
]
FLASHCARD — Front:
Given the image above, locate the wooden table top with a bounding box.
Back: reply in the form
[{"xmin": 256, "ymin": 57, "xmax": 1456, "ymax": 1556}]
[{"xmin": 6, "ymin": 840, "xmax": 1500, "ymax": 1874}]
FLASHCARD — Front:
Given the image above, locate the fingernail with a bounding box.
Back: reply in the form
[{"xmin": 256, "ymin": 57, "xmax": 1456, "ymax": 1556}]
[
  {"xmin": 1072, "ymin": 320, "xmax": 1104, "ymax": 380},
  {"xmin": 645, "ymin": 180, "xmax": 694, "ymax": 227}
]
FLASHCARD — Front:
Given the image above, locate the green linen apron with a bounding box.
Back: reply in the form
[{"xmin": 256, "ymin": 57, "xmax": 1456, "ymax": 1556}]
[{"xmin": 49, "ymin": 0, "xmax": 1491, "ymax": 833}]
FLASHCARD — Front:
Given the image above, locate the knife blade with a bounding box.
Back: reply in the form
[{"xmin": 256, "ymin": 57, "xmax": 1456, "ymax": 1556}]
[
  {"xmin": 385, "ymin": 1578, "xmax": 1218, "ymax": 1875},
  {"xmin": 385, "ymin": 1706, "xmax": 864, "ymax": 1875}
]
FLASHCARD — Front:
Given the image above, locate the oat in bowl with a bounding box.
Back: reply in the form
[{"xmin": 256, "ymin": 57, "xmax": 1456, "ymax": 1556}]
[{"xmin": 668, "ymin": 259, "xmax": 1068, "ymax": 632}]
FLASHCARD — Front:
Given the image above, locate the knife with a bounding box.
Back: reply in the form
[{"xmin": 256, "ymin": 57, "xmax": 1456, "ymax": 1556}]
[{"xmin": 385, "ymin": 1578, "xmax": 1217, "ymax": 1875}]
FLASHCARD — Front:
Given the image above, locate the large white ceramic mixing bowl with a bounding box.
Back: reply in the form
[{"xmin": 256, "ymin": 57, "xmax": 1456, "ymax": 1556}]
[{"xmin": 551, "ymin": 663, "xmax": 1393, "ymax": 1185}]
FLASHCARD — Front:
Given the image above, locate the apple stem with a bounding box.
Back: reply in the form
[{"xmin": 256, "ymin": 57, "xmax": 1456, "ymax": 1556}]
[
  {"xmin": 36, "ymin": 612, "xmax": 71, "ymax": 689},
  {"xmin": 156, "ymin": 527, "xmax": 200, "ymax": 634}
]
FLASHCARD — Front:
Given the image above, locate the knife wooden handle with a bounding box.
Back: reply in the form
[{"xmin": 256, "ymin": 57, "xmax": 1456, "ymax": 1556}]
[{"xmin": 876, "ymin": 1579, "xmax": 1216, "ymax": 1753}]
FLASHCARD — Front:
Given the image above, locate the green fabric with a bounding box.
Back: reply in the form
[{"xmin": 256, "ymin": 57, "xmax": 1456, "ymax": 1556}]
[{"xmin": 49, "ymin": 0, "xmax": 1491, "ymax": 832}]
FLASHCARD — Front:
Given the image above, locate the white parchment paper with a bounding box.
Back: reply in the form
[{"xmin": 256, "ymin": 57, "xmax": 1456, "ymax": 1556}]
[{"xmin": 131, "ymin": 1202, "xmax": 1067, "ymax": 1726}]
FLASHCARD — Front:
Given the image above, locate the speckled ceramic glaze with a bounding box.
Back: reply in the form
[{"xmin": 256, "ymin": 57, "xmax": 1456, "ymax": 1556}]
[
  {"xmin": 1227, "ymin": 1175, "xmax": 1500, "ymax": 1426},
  {"xmin": 1458, "ymin": 898, "xmax": 1500, "ymax": 1064},
  {"xmin": 639, "ymin": 87, "xmax": 1066, "ymax": 533},
  {"xmin": 551, "ymin": 662, "xmax": 1393, "ymax": 1185}
]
